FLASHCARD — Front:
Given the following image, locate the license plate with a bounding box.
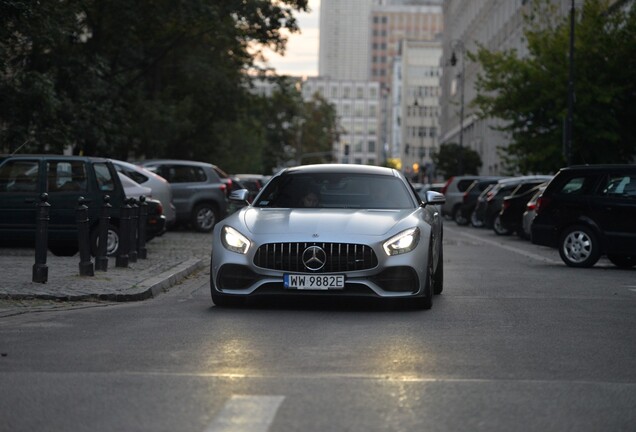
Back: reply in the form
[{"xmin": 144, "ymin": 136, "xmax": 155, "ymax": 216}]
[{"xmin": 284, "ymin": 274, "xmax": 345, "ymax": 290}]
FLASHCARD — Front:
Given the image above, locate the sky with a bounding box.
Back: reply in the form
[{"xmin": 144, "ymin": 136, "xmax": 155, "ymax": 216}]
[{"xmin": 264, "ymin": 0, "xmax": 320, "ymax": 77}]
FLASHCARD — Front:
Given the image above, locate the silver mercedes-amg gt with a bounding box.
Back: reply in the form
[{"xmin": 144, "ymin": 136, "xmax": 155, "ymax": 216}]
[{"xmin": 210, "ymin": 164, "xmax": 445, "ymax": 309}]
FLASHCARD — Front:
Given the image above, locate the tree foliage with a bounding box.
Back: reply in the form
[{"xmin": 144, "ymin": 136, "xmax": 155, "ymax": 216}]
[
  {"xmin": 471, "ymin": 0, "xmax": 636, "ymax": 173},
  {"xmin": 432, "ymin": 143, "xmax": 482, "ymax": 178},
  {"xmin": 0, "ymin": 0, "xmax": 332, "ymax": 174}
]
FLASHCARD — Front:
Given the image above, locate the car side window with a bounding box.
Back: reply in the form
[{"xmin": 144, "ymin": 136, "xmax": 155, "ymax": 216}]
[
  {"xmin": 47, "ymin": 161, "xmax": 88, "ymax": 193},
  {"xmin": 599, "ymin": 174, "xmax": 636, "ymax": 198},
  {"xmin": 558, "ymin": 176, "xmax": 587, "ymax": 195},
  {"xmin": 0, "ymin": 160, "xmax": 39, "ymax": 192},
  {"xmin": 166, "ymin": 165, "xmax": 207, "ymax": 183},
  {"xmin": 94, "ymin": 163, "xmax": 115, "ymax": 192}
]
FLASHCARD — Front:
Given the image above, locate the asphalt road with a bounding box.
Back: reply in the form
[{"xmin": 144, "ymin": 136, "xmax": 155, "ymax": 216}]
[{"xmin": 1, "ymin": 223, "xmax": 635, "ymax": 432}]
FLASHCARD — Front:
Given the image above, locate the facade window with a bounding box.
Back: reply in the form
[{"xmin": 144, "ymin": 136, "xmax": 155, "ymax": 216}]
[
  {"xmin": 356, "ymin": 87, "xmax": 364, "ymax": 99},
  {"xmin": 368, "ymin": 105, "xmax": 377, "ymax": 117},
  {"xmin": 331, "ymin": 87, "xmax": 338, "ymax": 98},
  {"xmin": 343, "ymin": 86, "xmax": 351, "ymax": 99},
  {"xmin": 368, "ymin": 141, "xmax": 376, "ymax": 153},
  {"xmin": 369, "ymin": 88, "xmax": 377, "ymax": 99}
]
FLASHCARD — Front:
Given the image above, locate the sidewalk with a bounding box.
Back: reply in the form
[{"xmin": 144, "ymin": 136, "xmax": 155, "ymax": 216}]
[{"xmin": 0, "ymin": 230, "xmax": 212, "ymax": 302}]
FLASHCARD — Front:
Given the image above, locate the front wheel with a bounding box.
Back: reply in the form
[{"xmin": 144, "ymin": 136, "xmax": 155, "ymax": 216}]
[
  {"xmin": 493, "ymin": 215, "xmax": 513, "ymax": 236},
  {"xmin": 191, "ymin": 203, "xmax": 218, "ymax": 232},
  {"xmin": 558, "ymin": 225, "xmax": 601, "ymax": 268},
  {"xmin": 90, "ymin": 224, "xmax": 120, "ymax": 256},
  {"xmin": 470, "ymin": 210, "xmax": 484, "ymax": 228},
  {"xmin": 453, "ymin": 207, "xmax": 469, "ymax": 226},
  {"xmin": 607, "ymin": 254, "xmax": 636, "ymax": 269}
]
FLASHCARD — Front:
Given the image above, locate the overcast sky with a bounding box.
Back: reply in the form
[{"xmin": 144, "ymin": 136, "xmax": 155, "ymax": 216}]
[{"xmin": 265, "ymin": 0, "xmax": 320, "ymax": 77}]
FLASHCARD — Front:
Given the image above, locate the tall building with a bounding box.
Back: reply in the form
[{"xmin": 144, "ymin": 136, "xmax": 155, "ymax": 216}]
[
  {"xmin": 302, "ymin": 78, "xmax": 381, "ymax": 165},
  {"xmin": 318, "ymin": 0, "xmax": 374, "ymax": 80},
  {"xmin": 314, "ymin": 0, "xmax": 443, "ymax": 167},
  {"xmin": 370, "ymin": 2, "xmax": 443, "ymax": 88},
  {"xmin": 390, "ymin": 40, "xmax": 442, "ymax": 182}
]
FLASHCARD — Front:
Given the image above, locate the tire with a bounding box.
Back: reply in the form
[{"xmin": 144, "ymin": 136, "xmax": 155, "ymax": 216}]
[
  {"xmin": 470, "ymin": 210, "xmax": 484, "ymax": 228},
  {"xmin": 558, "ymin": 225, "xmax": 601, "ymax": 268},
  {"xmin": 493, "ymin": 215, "xmax": 513, "ymax": 236},
  {"xmin": 414, "ymin": 244, "xmax": 435, "ymax": 309},
  {"xmin": 433, "ymin": 246, "xmax": 444, "ymax": 295},
  {"xmin": 453, "ymin": 207, "xmax": 469, "ymax": 226},
  {"xmin": 607, "ymin": 254, "xmax": 636, "ymax": 269},
  {"xmin": 191, "ymin": 203, "xmax": 218, "ymax": 232},
  {"xmin": 90, "ymin": 224, "xmax": 120, "ymax": 257}
]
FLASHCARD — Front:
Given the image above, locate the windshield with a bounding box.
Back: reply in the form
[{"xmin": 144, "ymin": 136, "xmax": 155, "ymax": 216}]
[{"xmin": 253, "ymin": 172, "xmax": 415, "ymax": 209}]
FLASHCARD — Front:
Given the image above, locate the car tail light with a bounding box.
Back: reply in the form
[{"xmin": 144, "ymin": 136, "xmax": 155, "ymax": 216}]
[
  {"xmin": 526, "ymin": 201, "xmax": 537, "ymax": 211},
  {"xmin": 502, "ymin": 200, "xmax": 511, "ymax": 210},
  {"xmin": 462, "ymin": 191, "xmax": 469, "ymax": 203},
  {"xmin": 440, "ymin": 177, "xmax": 453, "ymax": 195},
  {"xmin": 535, "ymin": 196, "xmax": 549, "ymax": 214},
  {"xmin": 156, "ymin": 202, "xmax": 163, "ymax": 215},
  {"xmin": 486, "ymin": 191, "xmax": 495, "ymax": 202},
  {"xmin": 220, "ymin": 184, "xmax": 227, "ymax": 193}
]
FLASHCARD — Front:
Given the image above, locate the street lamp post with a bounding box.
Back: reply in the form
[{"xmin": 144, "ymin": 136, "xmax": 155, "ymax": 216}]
[
  {"xmin": 565, "ymin": 0, "xmax": 575, "ymax": 166},
  {"xmin": 450, "ymin": 40, "xmax": 465, "ymax": 176}
]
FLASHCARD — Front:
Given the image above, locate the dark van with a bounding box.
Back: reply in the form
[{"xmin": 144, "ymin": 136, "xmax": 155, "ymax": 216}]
[{"xmin": 0, "ymin": 155, "xmax": 126, "ymax": 256}]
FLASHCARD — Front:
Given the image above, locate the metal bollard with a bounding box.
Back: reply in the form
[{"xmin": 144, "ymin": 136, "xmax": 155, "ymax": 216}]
[
  {"xmin": 137, "ymin": 196, "xmax": 148, "ymax": 259},
  {"xmin": 32, "ymin": 193, "xmax": 50, "ymax": 283},
  {"xmin": 77, "ymin": 197, "xmax": 94, "ymax": 277},
  {"xmin": 128, "ymin": 198, "xmax": 138, "ymax": 263},
  {"xmin": 115, "ymin": 199, "xmax": 130, "ymax": 268},
  {"xmin": 95, "ymin": 195, "xmax": 111, "ymax": 272}
]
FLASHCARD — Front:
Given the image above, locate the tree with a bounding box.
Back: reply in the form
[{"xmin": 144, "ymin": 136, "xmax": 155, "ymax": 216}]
[
  {"xmin": 0, "ymin": 0, "xmax": 310, "ymax": 168},
  {"xmin": 471, "ymin": 0, "xmax": 636, "ymax": 174},
  {"xmin": 432, "ymin": 143, "xmax": 482, "ymax": 178}
]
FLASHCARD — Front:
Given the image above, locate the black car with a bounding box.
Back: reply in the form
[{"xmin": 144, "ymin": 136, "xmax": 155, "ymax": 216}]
[
  {"xmin": 472, "ymin": 176, "xmax": 552, "ymax": 229},
  {"xmin": 495, "ymin": 182, "xmax": 549, "ymax": 236},
  {"xmin": 532, "ymin": 165, "xmax": 636, "ymax": 268}
]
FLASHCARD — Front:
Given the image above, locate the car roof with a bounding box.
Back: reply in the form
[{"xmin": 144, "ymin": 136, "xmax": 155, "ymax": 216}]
[
  {"xmin": 281, "ymin": 164, "xmax": 400, "ymax": 177},
  {"xmin": 142, "ymin": 159, "xmax": 217, "ymax": 168},
  {"xmin": 496, "ymin": 175, "xmax": 552, "ymax": 185},
  {"xmin": 559, "ymin": 164, "xmax": 636, "ymax": 173},
  {"xmin": 1, "ymin": 154, "xmax": 112, "ymax": 163}
]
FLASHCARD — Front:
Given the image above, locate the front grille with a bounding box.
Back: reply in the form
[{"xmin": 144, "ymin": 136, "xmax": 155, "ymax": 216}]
[{"xmin": 254, "ymin": 242, "xmax": 378, "ymax": 273}]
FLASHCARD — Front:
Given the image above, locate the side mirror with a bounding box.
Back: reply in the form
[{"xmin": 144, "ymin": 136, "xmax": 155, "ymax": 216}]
[
  {"xmin": 229, "ymin": 189, "xmax": 250, "ymax": 203},
  {"xmin": 425, "ymin": 190, "xmax": 446, "ymax": 206}
]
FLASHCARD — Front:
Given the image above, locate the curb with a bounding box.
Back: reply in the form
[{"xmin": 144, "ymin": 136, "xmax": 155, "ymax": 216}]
[{"xmin": 0, "ymin": 258, "xmax": 206, "ymax": 302}]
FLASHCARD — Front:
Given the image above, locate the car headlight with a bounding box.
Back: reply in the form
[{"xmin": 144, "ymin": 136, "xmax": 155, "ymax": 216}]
[
  {"xmin": 221, "ymin": 226, "xmax": 251, "ymax": 254},
  {"xmin": 383, "ymin": 227, "xmax": 420, "ymax": 256}
]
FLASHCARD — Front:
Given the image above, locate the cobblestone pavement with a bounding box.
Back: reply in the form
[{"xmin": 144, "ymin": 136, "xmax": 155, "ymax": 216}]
[{"xmin": 0, "ymin": 230, "xmax": 212, "ymax": 305}]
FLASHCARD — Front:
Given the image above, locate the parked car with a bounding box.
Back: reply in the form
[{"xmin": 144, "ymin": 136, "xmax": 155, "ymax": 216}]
[
  {"xmin": 439, "ymin": 175, "xmax": 482, "ymax": 221},
  {"xmin": 232, "ymin": 174, "xmax": 271, "ymax": 202},
  {"xmin": 210, "ymin": 164, "xmax": 446, "ymax": 309},
  {"xmin": 141, "ymin": 160, "xmax": 228, "ymax": 232},
  {"xmin": 520, "ymin": 185, "xmax": 546, "ymax": 240},
  {"xmin": 412, "ymin": 182, "xmax": 445, "ymax": 201},
  {"xmin": 454, "ymin": 177, "xmax": 505, "ymax": 225},
  {"xmin": 472, "ymin": 176, "xmax": 553, "ymax": 229},
  {"xmin": 495, "ymin": 182, "xmax": 549, "ymax": 236},
  {"xmin": 111, "ymin": 159, "xmax": 176, "ymax": 227},
  {"xmin": 532, "ymin": 165, "xmax": 636, "ymax": 268},
  {"xmin": 0, "ymin": 154, "xmax": 158, "ymax": 256},
  {"xmin": 117, "ymin": 173, "xmax": 167, "ymax": 240}
]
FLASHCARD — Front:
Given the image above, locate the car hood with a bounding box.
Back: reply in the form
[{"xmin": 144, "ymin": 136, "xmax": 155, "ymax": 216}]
[{"xmin": 240, "ymin": 208, "xmax": 415, "ymax": 237}]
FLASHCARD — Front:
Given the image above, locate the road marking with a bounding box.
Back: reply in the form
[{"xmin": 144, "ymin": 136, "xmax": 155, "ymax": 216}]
[
  {"xmin": 447, "ymin": 227, "xmax": 561, "ymax": 264},
  {"xmin": 205, "ymin": 395, "xmax": 285, "ymax": 432}
]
